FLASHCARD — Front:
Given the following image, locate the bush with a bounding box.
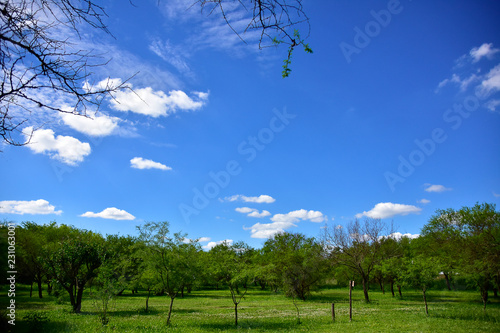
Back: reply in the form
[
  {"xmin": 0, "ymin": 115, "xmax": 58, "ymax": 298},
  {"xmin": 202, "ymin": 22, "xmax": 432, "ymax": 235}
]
[{"xmin": 24, "ymin": 311, "xmax": 49, "ymax": 332}]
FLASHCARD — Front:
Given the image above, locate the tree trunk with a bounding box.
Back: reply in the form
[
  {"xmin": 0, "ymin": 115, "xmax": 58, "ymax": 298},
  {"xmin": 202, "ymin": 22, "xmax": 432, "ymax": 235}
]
[
  {"xmin": 74, "ymin": 283, "xmax": 84, "ymax": 313},
  {"xmin": 37, "ymin": 279, "xmax": 43, "ymax": 299},
  {"xmin": 481, "ymin": 288, "xmax": 488, "ymax": 312},
  {"xmin": 362, "ymin": 278, "xmax": 370, "ymax": 303},
  {"xmin": 390, "ymin": 281, "xmax": 395, "ymax": 297},
  {"xmin": 47, "ymin": 281, "xmax": 52, "ymax": 295},
  {"xmin": 349, "ymin": 280, "xmax": 353, "ymax": 322},
  {"xmin": 181, "ymin": 286, "xmax": 184, "ymax": 298},
  {"xmin": 379, "ymin": 280, "xmax": 385, "ymax": 294},
  {"xmin": 398, "ymin": 285, "xmax": 402, "ymax": 298},
  {"xmin": 422, "ymin": 288, "xmax": 428, "ymax": 316},
  {"xmin": 145, "ymin": 289, "xmax": 151, "ymax": 312},
  {"xmin": 30, "ymin": 282, "xmax": 33, "ymax": 297},
  {"xmin": 443, "ymin": 273, "xmax": 451, "ymax": 291},
  {"xmin": 166, "ymin": 296, "xmax": 175, "ymax": 325},
  {"xmin": 234, "ymin": 303, "xmax": 238, "ymax": 326}
]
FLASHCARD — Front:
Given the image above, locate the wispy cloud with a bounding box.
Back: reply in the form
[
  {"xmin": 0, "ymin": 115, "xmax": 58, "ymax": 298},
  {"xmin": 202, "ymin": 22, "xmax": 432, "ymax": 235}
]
[
  {"xmin": 424, "ymin": 184, "xmax": 452, "ymax": 193},
  {"xmin": 470, "ymin": 43, "xmax": 500, "ymax": 63},
  {"xmin": 0, "ymin": 199, "xmax": 62, "ymax": 215},
  {"xmin": 417, "ymin": 199, "xmax": 430, "ymax": 204},
  {"xmin": 23, "ymin": 127, "xmax": 91, "ymax": 166},
  {"xmin": 223, "ymin": 194, "xmax": 276, "ymax": 204},
  {"xmin": 235, "ymin": 207, "xmax": 271, "ymax": 218},
  {"xmin": 130, "ymin": 157, "xmax": 172, "ymax": 171},
  {"xmin": 355, "ymin": 202, "xmax": 421, "ymax": 219},
  {"xmin": 80, "ymin": 207, "xmax": 135, "ymax": 220}
]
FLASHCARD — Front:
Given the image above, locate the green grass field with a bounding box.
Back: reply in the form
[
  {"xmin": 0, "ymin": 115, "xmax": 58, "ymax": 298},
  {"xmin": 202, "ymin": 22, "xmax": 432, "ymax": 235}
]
[{"xmin": 3, "ymin": 285, "xmax": 500, "ymax": 332}]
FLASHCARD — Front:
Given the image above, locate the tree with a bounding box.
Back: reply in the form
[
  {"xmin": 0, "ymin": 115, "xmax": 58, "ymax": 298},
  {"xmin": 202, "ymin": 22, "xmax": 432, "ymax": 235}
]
[
  {"xmin": 16, "ymin": 222, "xmax": 47, "ymax": 298},
  {"xmin": 421, "ymin": 203, "xmax": 500, "ymax": 310},
  {"xmin": 137, "ymin": 221, "xmax": 201, "ymax": 325},
  {"xmin": 42, "ymin": 226, "xmax": 106, "ymax": 313},
  {"xmin": 0, "ymin": 0, "xmax": 127, "ymax": 145},
  {"xmin": 208, "ymin": 241, "xmax": 253, "ymax": 326},
  {"xmin": 401, "ymin": 251, "xmax": 439, "ymax": 316},
  {"xmin": 262, "ymin": 232, "xmax": 325, "ymax": 324},
  {"xmin": 262, "ymin": 232, "xmax": 325, "ymax": 301},
  {"xmin": 323, "ymin": 218, "xmax": 396, "ymax": 302}
]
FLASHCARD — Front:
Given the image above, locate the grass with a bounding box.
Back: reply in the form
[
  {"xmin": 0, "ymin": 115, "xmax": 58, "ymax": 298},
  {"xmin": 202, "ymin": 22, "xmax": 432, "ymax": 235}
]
[{"xmin": 2, "ymin": 284, "xmax": 499, "ymax": 332}]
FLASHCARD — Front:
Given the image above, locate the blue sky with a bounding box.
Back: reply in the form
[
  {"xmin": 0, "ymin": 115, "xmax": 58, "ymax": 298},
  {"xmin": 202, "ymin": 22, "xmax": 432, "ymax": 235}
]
[{"xmin": 1, "ymin": 0, "xmax": 500, "ymax": 250}]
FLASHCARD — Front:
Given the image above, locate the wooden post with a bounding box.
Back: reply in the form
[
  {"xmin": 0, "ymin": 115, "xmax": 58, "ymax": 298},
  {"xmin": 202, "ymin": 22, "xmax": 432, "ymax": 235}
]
[
  {"xmin": 331, "ymin": 303, "xmax": 335, "ymax": 322},
  {"xmin": 349, "ymin": 280, "xmax": 353, "ymax": 322}
]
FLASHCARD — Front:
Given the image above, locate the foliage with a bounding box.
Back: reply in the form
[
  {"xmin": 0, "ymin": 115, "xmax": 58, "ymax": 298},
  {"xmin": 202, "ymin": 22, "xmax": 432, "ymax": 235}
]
[
  {"xmin": 41, "ymin": 226, "xmax": 106, "ymax": 313},
  {"xmin": 323, "ymin": 218, "xmax": 396, "ymax": 302},
  {"xmin": 262, "ymin": 232, "xmax": 326, "ymax": 301}
]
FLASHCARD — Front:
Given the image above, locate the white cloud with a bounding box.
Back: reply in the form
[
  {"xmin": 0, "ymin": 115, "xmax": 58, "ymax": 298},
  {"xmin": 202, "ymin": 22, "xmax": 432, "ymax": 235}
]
[
  {"xmin": 203, "ymin": 239, "xmax": 233, "ymax": 251},
  {"xmin": 130, "ymin": 157, "xmax": 172, "ymax": 171},
  {"xmin": 484, "ymin": 99, "xmax": 500, "ymax": 113},
  {"xmin": 235, "ymin": 207, "xmax": 271, "ymax": 218},
  {"xmin": 223, "ymin": 194, "xmax": 276, "ymax": 203},
  {"xmin": 478, "ymin": 64, "xmax": 500, "ymax": 96},
  {"xmin": 244, "ymin": 221, "xmax": 296, "ymax": 239},
  {"xmin": 80, "ymin": 207, "xmax": 135, "ymax": 220},
  {"xmin": 61, "ymin": 112, "xmax": 119, "ymax": 137},
  {"xmin": 383, "ymin": 232, "xmax": 420, "ymax": 240},
  {"xmin": 424, "ymin": 184, "xmax": 452, "ymax": 193},
  {"xmin": 23, "ymin": 127, "xmax": 91, "ymax": 165},
  {"xmin": 198, "ymin": 237, "xmax": 211, "ymax": 242},
  {"xmin": 109, "ymin": 85, "xmax": 207, "ymax": 117},
  {"xmin": 417, "ymin": 199, "xmax": 430, "ymax": 204},
  {"xmin": 470, "ymin": 43, "xmax": 500, "ymax": 63},
  {"xmin": 271, "ymin": 209, "xmax": 326, "ymax": 223},
  {"xmin": 355, "ymin": 202, "xmax": 422, "ymax": 219},
  {"xmin": 435, "ymin": 73, "xmax": 479, "ymax": 92},
  {"xmin": 0, "ymin": 199, "xmax": 62, "ymax": 215}
]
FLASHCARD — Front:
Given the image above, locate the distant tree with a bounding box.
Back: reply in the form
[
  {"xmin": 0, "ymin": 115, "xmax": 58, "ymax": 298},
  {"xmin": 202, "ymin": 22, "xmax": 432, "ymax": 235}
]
[
  {"xmin": 323, "ymin": 218, "xmax": 396, "ymax": 302},
  {"xmin": 421, "ymin": 203, "xmax": 500, "ymax": 310},
  {"xmin": 262, "ymin": 232, "xmax": 326, "ymax": 301},
  {"xmin": 137, "ymin": 221, "xmax": 201, "ymax": 325},
  {"xmin": 208, "ymin": 241, "xmax": 253, "ymax": 326},
  {"xmin": 42, "ymin": 226, "xmax": 106, "ymax": 313},
  {"xmin": 262, "ymin": 232, "xmax": 326, "ymax": 324},
  {"xmin": 401, "ymin": 251, "xmax": 439, "ymax": 316},
  {"xmin": 16, "ymin": 222, "xmax": 47, "ymax": 298}
]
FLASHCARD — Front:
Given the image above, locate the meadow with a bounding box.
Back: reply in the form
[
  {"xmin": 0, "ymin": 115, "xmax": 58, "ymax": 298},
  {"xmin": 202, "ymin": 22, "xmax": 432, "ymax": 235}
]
[{"xmin": 3, "ymin": 284, "xmax": 500, "ymax": 332}]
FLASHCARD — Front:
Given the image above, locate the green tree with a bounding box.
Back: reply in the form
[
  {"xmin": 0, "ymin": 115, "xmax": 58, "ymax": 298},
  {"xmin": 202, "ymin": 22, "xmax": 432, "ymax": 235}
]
[
  {"xmin": 16, "ymin": 222, "xmax": 47, "ymax": 298},
  {"xmin": 323, "ymin": 218, "xmax": 396, "ymax": 302},
  {"xmin": 401, "ymin": 251, "xmax": 439, "ymax": 316},
  {"xmin": 137, "ymin": 221, "xmax": 201, "ymax": 325},
  {"xmin": 262, "ymin": 232, "xmax": 326, "ymax": 301},
  {"xmin": 421, "ymin": 203, "xmax": 500, "ymax": 310},
  {"xmin": 208, "ymin": 241, "xmax": 253, "ymax": 326},
  {"xmin": 42, "ymin": 226, "xmax": 106, "ymax": 313}
]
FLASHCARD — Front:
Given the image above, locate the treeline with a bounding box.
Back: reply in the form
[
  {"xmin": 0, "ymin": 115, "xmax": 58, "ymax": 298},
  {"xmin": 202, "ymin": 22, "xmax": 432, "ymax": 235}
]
[{"xmin": 1, "ymin": 202, "xmax": 498, "ymax": 325}]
